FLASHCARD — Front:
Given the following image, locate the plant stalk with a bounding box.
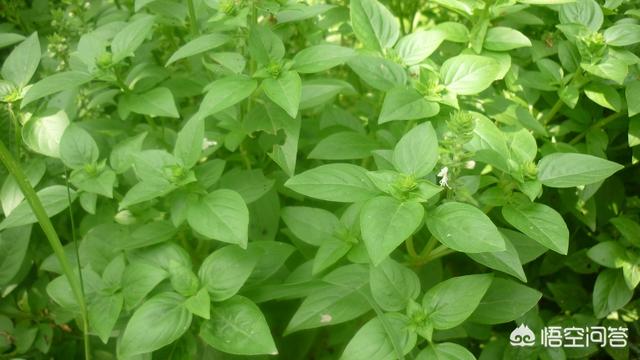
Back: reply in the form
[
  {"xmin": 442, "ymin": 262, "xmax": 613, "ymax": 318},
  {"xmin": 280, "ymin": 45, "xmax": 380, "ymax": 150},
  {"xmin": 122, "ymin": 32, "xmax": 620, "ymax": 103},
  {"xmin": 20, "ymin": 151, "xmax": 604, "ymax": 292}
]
[
  {"xmin": 569, "ymin": 112, "xmax": 625, "ymax": 145},
  {"xmin": 187, "ymin": 0, "xmax": 199, "ymax": 36},
  {"xmin": 0, "ymin": 141, "xmax": 90, "ymax": 359}
]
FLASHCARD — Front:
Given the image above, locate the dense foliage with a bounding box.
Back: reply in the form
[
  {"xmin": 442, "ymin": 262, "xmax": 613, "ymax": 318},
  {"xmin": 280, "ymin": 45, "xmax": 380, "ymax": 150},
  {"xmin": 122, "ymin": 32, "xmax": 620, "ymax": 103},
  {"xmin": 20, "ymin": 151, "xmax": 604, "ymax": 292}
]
[{"xmin": 0, "ymin": 0, "xmax": 639, "ymax": 358}]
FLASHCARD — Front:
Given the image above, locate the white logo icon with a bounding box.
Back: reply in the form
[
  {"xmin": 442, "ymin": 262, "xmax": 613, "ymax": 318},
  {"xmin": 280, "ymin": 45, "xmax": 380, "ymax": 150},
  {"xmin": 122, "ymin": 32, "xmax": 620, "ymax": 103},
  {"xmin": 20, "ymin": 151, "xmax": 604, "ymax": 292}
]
[{"xmin": 510, "ymin": 324, "xmax": 536, "ymax": 347}]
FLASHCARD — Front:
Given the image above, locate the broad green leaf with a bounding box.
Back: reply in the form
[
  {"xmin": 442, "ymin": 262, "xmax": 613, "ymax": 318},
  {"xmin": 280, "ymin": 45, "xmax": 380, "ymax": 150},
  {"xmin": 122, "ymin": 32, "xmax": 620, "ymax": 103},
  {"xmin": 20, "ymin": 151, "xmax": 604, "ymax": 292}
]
[
  {"xmin": 379, "ymin": 87, "xmax": 440, "ymax": 124},
  {"xmin": 262, "ymin": 71, "xmax": 301, "ymax": 118},
  {"xmin": 309, "ymin": 131, "xmax": 379, "ymax": 160},
  {"xmin": 1, "ymin": 159, "xmax": 46, "ymax": 216},
  {"xmin": 626, "ymin": 80, "xmax": 640, "ymax": 117},
  {"xmin": 22, "ymin": 110, "xmax": 70, "ymax": 158},
  {"xmin": 348, "ymin": 54, "xmax": 406, "ymax": 91},
  {"xmin": 313, "ymin": 239, "xmax": 352, "ymax": 275},
  {"xmin": 89, "ymin": 293, "xmax": 123, "ymax": 344},
  {"xmin": 0, "ymin": 186, "xmax": 77, "ymax": 230},
  {"xmin": 610, "ymin": 216, "xmax": 640, "ymax": 247},
  {"xmin": 395, "ymin": 30, "xmax": 445, "ymax": 66},
  {"xmin": 0, "ymin": 33, "xmax": 25, "ymax": 49},
  {"xmin": 219, "ymin": 168, "xmax": 274, "ymax": 204},
  {"xmin": 467, "ymin": 235, "xmax": 527, "ymax": 282},
  {"xmin": 581, "ymin": 57, "xmax": 627, "ymax": 85},
  {"xmin": 341, "ymin": 313, "xmax": 416, "ymax": 360},
  {"xmin": 417, "ymin": 342, "xmax": 476, "ymax": 360},
  {"xmin": 392, "ymin": 122, "xmax": 439, "ymax": 177},
  {"xmin": 422, "ymin": 274, "xmax": 493, "ymax": 329},
  {"xmin": 119, "ymin": 178, "xmax": 176, "ymax": 209},
  {"xmin": 285, "ymin": 164, "xmax": 380, "ymax": 202},
  {"xmin": 360, "ymin": 196, "xmax": 424, "ymax": 265},
  {"xmin": 426, "ymin": 202, "xmax": 506, "ymax": 253},
  {"xmin": 185, "ymin": 288, "xmax": 210, "ymax": 319},
  {"xmin": 440, "ymin": 55, "xmax": 501, "ymax": 95},
  {"xmin": 276, "ymin": 3, "xmax": 336, "ymax": 23},
  {"xmin": 286, "ymin": 265, "xmax": 370, "ymax": 333},
  {"xmin": 166, "ymin": 33, "xmax": 229, "ymax": 65},
  {"xmin": 281, "ymin": 206, "xmax": 341, "ymax": 246},
  {"xmin": 122, "ymin": 262, "xmax": 168, "ymax": 309},
  {"xmin": 110, "ymin": 132, "xmax": 147, "ymax": 174},
  {"xmin": 187, "ymin": 189, "xmax": 249, "ymax": 247},
  {"xmin": 248, "ymin": 25, "xmax": 285, "ymax": 65},
  {"xmin": 604, "ymin": 24, "xmax": 640, "ymax": 46},
  {"xmin": 559, "ymin": 0, "xmax": 603, "ymax": 32},
  {"xmin": 59, "ymin": 125, "xmax": 99, "ymax": 169},
  {"xmin": 21, "ymin": 71, "xmax": 93, "ymax": 107},
  {"xmin": 350, "ymin": 0, "xmax": 400, "ymax": 52},
  {"xmin": 537, "ymin": 153, "xmax": 623, "ymax": 188},
  {"xmin": 198, "ymin": 76, "xmax": 257, "ymax": 117},
  {"xmin": 587, "ymin": 241, "xmax": 628, "ymax": 268},
  {"xmin": 484, "ymin": 27, "xmax": 531, "ymax": 51},
  {"xmin": 502, "ymin": 201, "xmax": 569, "ymax": 255},
  {"xmin": 122, "ymin": 220, "xmax": 177, "ymax": 250},
  {"xmin": 111, "ymin": 15, "xmax": 155, "ymax": 63},
  {"xmin": 592, "ymin": 269, "xmax": 633, "ymax": 318},
  {"xmin": 1, "ymin": 32, "xmax": 40, "ymax": 88},
  {"xmin": 198, "ymin": 245, "xmax": 258, "ymax": 301},
  {"xmin": 292, "ymin": 45, "xmax": 355, "ymax": 73},
  {"xmin": 69, "ymin": 167, "xmax": 116, "ymax": 198},
  {"xmin": 300, "ymin": 79, "xmax": 356, "ymax": 109},
  {"xmin": 174, "ymin": 115, "xmax": 204, "ymax": 169},
  {"xmin": 125, "ymin": 87, "xmax": 179, "ymax": 118},
  {"xmin": 200, "ymin": 296, "xmax": 278, "ymax": 355},
  {"xmin": 0, "ymin": 226, "xmax": 31, "ymax": 285},
  {"xmin": 118, "ymin": 292, "xmax": 192, "ymax": 357},
  {"xmin": 469, "ymin": 278, "xmax": 542, "ymax": 324},
  {"xmin": 584, "ymin": 83, "xmax": 622, "ymax": 111},
  {"xmin": 370, "ymin": 258, "xmax": 420, "ymax": 311}
]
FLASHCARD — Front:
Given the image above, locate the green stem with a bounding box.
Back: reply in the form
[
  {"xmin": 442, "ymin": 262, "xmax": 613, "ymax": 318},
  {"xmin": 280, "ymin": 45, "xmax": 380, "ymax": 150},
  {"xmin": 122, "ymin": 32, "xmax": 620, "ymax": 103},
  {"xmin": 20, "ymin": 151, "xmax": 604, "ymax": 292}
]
[
  {"xmin": 541, "ymin": 99, "xmax": 563, "ymax": 125},
  {"xmin": 7, "ymin": 103, "xmax": 21, "ymax": 159},
  {"xmin": 187, "ymin": 0, "xmax": 199, "ymax": 36},
  {"xmin": 0, "ymin": 141, "xmax": 90, "ymax": 359},
  {"xmin": 569, "ymin": 112, "xmax": 625, "ymax": 145},
  {"xmin": 406, "ymin": 236, "xmax": 418, "ymax": 258},
  {"xmin": 418, "ymin": 236, "xmax": 438, "ymax": 258}
]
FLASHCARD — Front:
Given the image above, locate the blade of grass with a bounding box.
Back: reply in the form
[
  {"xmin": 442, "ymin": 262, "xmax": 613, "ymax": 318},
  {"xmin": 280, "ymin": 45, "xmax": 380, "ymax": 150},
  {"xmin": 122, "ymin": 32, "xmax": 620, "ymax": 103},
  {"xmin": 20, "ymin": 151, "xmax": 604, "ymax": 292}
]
[{"xmin": 0, "ymin": 140, "xmax": 91, "ymax": 359}]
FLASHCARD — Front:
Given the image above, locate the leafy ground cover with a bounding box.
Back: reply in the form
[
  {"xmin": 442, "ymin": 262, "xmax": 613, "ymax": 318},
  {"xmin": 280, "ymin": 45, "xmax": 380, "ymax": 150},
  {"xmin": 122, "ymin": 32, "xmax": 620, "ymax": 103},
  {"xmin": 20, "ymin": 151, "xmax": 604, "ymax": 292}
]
[{"xmin": 0, "ymin": 0, "xmax": 639, "ymax": 359}]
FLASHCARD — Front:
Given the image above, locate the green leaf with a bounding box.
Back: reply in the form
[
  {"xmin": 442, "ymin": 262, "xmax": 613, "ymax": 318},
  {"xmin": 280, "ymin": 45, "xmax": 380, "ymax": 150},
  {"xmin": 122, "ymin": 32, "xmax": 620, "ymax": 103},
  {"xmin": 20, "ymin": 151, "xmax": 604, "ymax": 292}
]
[
  {"xmin": 313, "ymin": 239, "xmax": 352, "ymax": 275},
  {"xmin": 292, "ymin": 45, "xmax": 355, "ymax": 73},
  {"xmin": 122, "ymin": 262, "xmax": 168, "ymax": 310},
  {"xmin": 125, "ymin": 87, "xmax": 179, "ymax": 118},
  {"xmin": 185, "ymin": 288, "xmax": 210, "ymax": 319},
  {"xmin": 392, "ymin": 122, "xmax": 439, "ymax": 177},
  {"xmin": 59, "ymin": 125, "xmax": 99, "ymax": 169},
  {"xmin": 187, "ymin": 190, "xmax": 249, "ymax": 247},
  {"xmin": 348, "ymin": 54, "xmax": 407, "ymax": 91},
  {"xmin": 118, "ymin": 292, "xmax": 192, "ymax": 357},
  {"xmin": 1, "ymin": 32, "xmax": 40, "ymax": 88},
  {"xmin": 174, "ymin": 115, "xmax": 204, "ymax": 169},
  {"xmin": 537, "ymin": 153, "xmax": 623, "ymax": 188},
  {"xmin": 341, "ymin": 313, "xmax": 416, "ymax": 360},
  {"xmin": 379, "ymin": 87, "xmax": 440, "ymax": 124},
  {"xmin": 422, "ymin": 274, "xmax": 493, "ymax": 329},
  {"xmin": 502, "ymin": 201, "xmax": 569, "ymax": 255},
  {"xmin": 286, "ymin": 265, "xmax": 370, "ymax": 333},
  {"xmin": 309, "ymin": 131, "xmax": 379, "ymax": 160},
  {"xmin": 395, "ymin": 30, "xmax": 445, "ymax": 66},
  {"xmin": 440, "ymin": 55, "xmax": 500, "ymax": 95},
  {"xmin": 285, "ymin": 164, "xmax": 380, "ymax": 202},
  {"xmin": 200, "ymin": 295, "xmax": 278, "ymax": 356},
  {"xmin": 581, "ymin": 57, "xmax": 627, "ymax": 85},
  {"xmin": 88, "ymin": 293, "xmax": 123, "ymax": 344},
  {"xmin": 262, "ymin": 71, "xmax": 301, "ymax": 118},
  {"xmin": 248, "ymin": 25, "xmax": 285, "ymax": 66},
  {"xmin": 610, "ymin": 216, "xmax": 640, "ymax": 247},
  {"xmin": 1, "ymin": 159, "xmax": 45, "ymax": 216},
  {"xmin": 123, "ymin": 220, "xmax": 178, "ymax": 250},
  {"xmin": 0, "ymin": 33, "xmax": 25, "ymax": 49},
  {"xmin": 198, "ymin": 245, "xmax": 258, "ymax": 301},
  {"xmin": 119, "ymin": 178, "xmax": 176, "ymax": 209},
  {"xmin": 370, "ymin": 258, "xmax": 420, "ymax": 311},
  {"xmin": 166, "ymin": 33, "xmax": 230, "ymax": 65},
  {"xmin": 559, "ymin": 0, "xmax": 603, "ymax": 32},
  {"xmin": 0, "ymin": 226, "xmax": 31, "ymax": 285},
  {"xmin": 467, "ymin": 235, "xmax": 527, "ymax": 282},
  {"xmin": 110, "ymin": 132, "xmax": 147, "ymax": 174},
  {"xmin": 0, "ymin": 186, "xmax": 77, "ymax": 230},
  {"xmin": 587, "ymin": 241, "xmax": 628, "ymax": 268},
  {"xmin": 604, "ymin": 23, "xmax": 640, "ymax": 46},
  {"xmin": 484, "ymin": 27, "xmax": 531, "ymax": 51},
  {"xmin": 417, "ymin": 342, "xmax": 476, "ymax": 360},
  {"xmin": 198, "ymin": 76, "xmax": 257, "ymax": 117},
  {"xmin": 350, "ymin": 0, "xmax": 400, "ymax": 52},
  {"xmin": 592, "ymin": 269, "xmax": 633, "ymax": 318},
  {"xmin": 281, "ymin": 206, "xmax": 341, "ymax": 246},
  {"xmin": 111, "ymin": 15, "xmax": 155, "ymax": 63},
  {"xmin": 69, "ymin": 167, "xmax": 116, "ymax": 198},
  {"xmin": 22, "ymin": 110, "xmax": 70, "ymax": 158},
  {"xmin": 626, "ymin": 80, "xmax": 640, "ymax": 117},
  {"xmin": 21, "ymin": 71, "xmax": 93, "ymax": 108},
  {"xmin": 426, "ymin": 202, "xmax": 506, "ymax": 253},
  {"xmin": 584, "ymin": 83, "xmax": 622, "ymax": 111},
  {"xmin": 468, "ymin": 278, "xmax": 542, "ymax": 324},
  {"xmin": 360, "ymin": 196, "xmax": 424, "ymax": 265}
]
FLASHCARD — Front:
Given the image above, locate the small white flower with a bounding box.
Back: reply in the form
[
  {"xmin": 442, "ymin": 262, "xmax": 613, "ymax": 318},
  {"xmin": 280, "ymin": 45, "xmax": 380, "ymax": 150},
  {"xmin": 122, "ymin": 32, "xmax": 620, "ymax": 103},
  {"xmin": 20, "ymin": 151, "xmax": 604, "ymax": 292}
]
[
  {"xmin": 465, "ymin": 160, "xmax": 476, "ymax": 169},
  {"xmin": 437, "ymin": 167, "xmax": 450, "ymax": 188},
  {"xmin": 201, "ymin": 138, "xmax": 218, "ymax": 150}
]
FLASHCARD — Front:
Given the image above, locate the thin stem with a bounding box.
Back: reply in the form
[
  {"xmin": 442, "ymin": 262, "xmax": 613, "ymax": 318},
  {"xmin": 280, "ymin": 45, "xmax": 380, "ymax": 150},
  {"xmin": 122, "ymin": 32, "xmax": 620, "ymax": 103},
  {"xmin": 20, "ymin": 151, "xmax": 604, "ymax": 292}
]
[
  {"xmin": 541, "ymin": 99, "xmax": 563, "ymax": 125},
  {"xmin": 0, "ymin": 141, "xmax": 90, "ymax": 359},
  {"xmin": 7, "ymin": 103, "xmax": 21, "ymax": 159},
  {"xmin": 419, "ymin": 236, "xmax": 438, "ymax": 258},
  {"xmin": 187, "ymin": 0, "xmax": 199, "ymax": 36},
  {"xmin": 406, "ymin": 236, "xmax": 418, "ymax": 258},
  {"xmin": 569, "ymin": 112, "xmax": 624, "ymax": 145}
]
